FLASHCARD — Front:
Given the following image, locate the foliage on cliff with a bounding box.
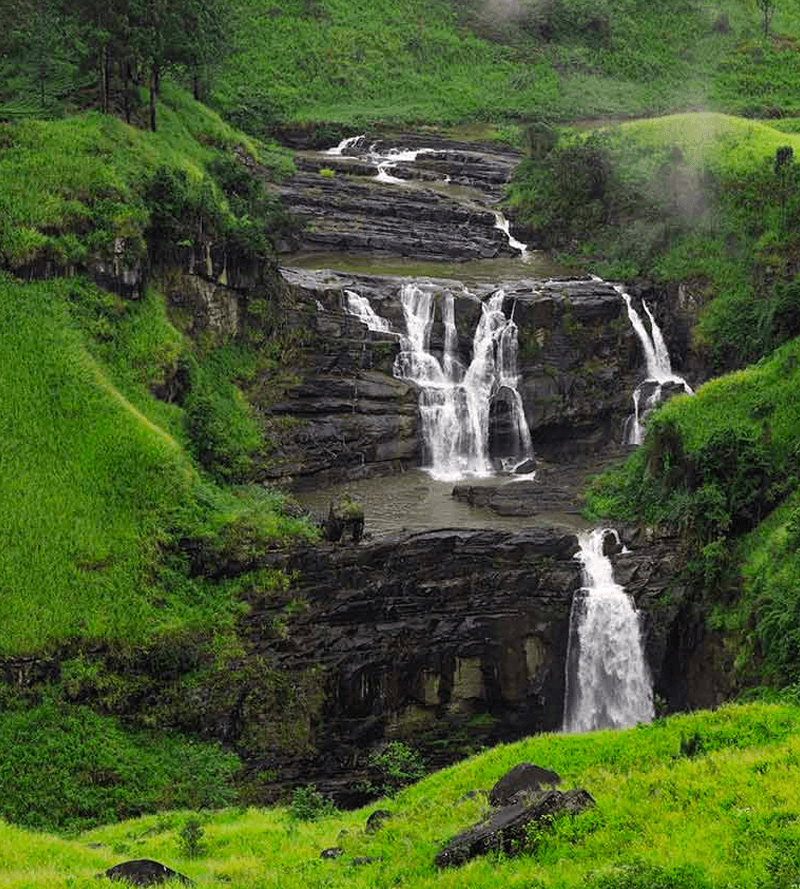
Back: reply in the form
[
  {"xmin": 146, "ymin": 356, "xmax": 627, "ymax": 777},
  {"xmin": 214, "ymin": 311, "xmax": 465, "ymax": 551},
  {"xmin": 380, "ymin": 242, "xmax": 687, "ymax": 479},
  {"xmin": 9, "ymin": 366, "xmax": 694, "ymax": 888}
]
[
  {"xmin": 0, "ymin": 82, "xmax": 293, "ymax": 276},
  {"xmin": 2, "ymin": 701, "xmax": 800, "ymax": 886},
  {"xmin": 0, "ymin": 85, "xmax": 320, "ymax": 830},
  {"xmin": 508, "ymin": 113, "xmax": 800, "ymax": 373}
]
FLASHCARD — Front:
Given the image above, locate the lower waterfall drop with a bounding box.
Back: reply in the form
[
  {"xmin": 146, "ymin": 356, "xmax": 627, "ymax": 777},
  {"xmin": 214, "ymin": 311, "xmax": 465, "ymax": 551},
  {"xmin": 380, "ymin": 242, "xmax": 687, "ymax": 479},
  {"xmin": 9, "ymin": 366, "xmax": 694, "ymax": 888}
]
[{"xmin": 563, "ymin": 529, "xmax": 654, "ymax": 733}]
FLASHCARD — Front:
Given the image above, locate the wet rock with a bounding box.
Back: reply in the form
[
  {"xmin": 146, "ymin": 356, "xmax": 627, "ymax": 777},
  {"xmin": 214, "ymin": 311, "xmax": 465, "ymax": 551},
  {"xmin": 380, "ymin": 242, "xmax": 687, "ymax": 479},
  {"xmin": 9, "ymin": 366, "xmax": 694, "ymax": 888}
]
[
  {"xmin": 365, "ymin": 809, "xmax": 392, "ymax": 833},
  {"xmin": 601, "ymin": 530, "xmax": 623, "ymax": 557},
  {"xmin": 324, "ymin": 495, "xmax": 365, "ymax": 543},
  {"xmin": 514, "ymin": 458, "xmax": 537, "ymax": 474},
  {"xmin": 488, "ymin": 762, "xmax": 561, "ymax": 806},
  {"xmin": 98, "ymin": 859, "xmax": 194, "ymax": 885},
  {"xmin": 435, "ymin": 788, "xmax": 594, "ymax": 868}
]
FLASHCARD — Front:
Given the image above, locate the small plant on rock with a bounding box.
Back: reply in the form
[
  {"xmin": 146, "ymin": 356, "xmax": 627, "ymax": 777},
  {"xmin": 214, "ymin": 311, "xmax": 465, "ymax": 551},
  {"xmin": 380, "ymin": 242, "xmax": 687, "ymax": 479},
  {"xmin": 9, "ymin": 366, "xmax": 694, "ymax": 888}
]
[{"xmin": 364, "ymin": 741, "xmax": 426, "ymax": 796}]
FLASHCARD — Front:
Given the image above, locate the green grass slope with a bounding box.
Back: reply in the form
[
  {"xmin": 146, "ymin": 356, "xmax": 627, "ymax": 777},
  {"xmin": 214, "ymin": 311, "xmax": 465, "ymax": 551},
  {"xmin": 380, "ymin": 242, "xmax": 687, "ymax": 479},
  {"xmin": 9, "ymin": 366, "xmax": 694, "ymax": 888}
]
[
  {"xmin": 2, "ymin": 702, "xmax": 799, "ymax": 888},
  {"xmin": 211, "ymin": 0, "xmax": 800, "ymax": 134}
]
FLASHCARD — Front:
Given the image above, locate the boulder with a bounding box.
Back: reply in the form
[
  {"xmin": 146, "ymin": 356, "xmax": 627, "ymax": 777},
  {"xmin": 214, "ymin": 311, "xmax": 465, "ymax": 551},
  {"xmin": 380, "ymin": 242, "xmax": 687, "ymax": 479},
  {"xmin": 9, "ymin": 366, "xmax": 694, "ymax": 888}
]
[
  {"xmin": 488, "ymin": 762, "xmax": 561, "ymax": 806},
  {"xmin": 98, "ymin": 859, "xmax": 193, "ymax": 886},
  {"xmin": 365, "ymin": 809, "xmax": 392, "ymax": 833},
  {"xmin": 324, "ymin": 495, "xmax": 365, "ymax": 543},
  {"xmin": 434, "ymin": 788, "xmax": 594, "ymax": 868},
  {"xmin": 320, "ymin": 847, "xmax": 344, "ymax": 859}
]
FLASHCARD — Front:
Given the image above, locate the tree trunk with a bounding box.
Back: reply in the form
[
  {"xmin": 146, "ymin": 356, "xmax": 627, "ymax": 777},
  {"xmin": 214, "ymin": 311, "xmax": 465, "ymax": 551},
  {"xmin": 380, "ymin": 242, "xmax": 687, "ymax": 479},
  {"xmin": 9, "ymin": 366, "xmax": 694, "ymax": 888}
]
[
  {"xmin": 149, "ymin": 63, "xmax": 157, "ymax": 131},
  {"xmin": 104, "ymin": 43, "xmax": 112, "ymax": 114},
  {"xmin": 99, "ymin": 45, "xmax": 108, "ymax": 114}
]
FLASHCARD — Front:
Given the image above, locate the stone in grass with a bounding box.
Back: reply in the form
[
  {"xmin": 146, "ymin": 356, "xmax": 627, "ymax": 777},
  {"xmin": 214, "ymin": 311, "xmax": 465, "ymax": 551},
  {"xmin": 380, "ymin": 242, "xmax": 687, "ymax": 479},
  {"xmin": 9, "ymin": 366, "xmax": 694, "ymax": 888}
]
[
  {"xmin": 352, "ymin": 857, "xmax": 383, "ymax": 866},
  {"xmin": 488, "ymin": 762, "xmax": 561, "ymax": 806},
  {"xmin": 98, "ymin": 859, "xmax": 194, "ymax": 885},
  {"xmin": 365, "ymin": 809, "xmax": 392, "ymax": 833},
  {"xmin": 320, "ymin": 847, "xmax": 344, "ymax": 859},
  {"xmin": 434, "ymin": 788, "xmax": 594, "ymax": 869}
]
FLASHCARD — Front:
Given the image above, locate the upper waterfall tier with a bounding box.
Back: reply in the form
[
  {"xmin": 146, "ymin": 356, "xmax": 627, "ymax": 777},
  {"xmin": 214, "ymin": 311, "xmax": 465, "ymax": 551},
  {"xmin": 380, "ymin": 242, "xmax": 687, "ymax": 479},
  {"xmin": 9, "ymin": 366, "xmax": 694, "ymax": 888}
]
[
  {"xmin": 280, "ymin": 134, "xmax": 527, "ymax": 262},
  {"xmin": 342, "ymin": 280, "xmax": 534, "ymax": 481}
]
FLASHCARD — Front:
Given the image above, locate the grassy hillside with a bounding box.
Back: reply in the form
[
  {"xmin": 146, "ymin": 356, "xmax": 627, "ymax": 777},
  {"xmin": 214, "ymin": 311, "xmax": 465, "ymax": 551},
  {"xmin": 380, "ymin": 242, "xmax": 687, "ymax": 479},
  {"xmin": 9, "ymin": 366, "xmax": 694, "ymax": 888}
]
[
  {"xmin": 0, "ymin": 84, "xmax": 323, "ymax": 827},
  {"xmin": 2, "ymin": 701, "xmax": 800, "ymax": 887},
  {"xmin": 209, "ymin": 0, "xmax": 800, "ymax": 134}
]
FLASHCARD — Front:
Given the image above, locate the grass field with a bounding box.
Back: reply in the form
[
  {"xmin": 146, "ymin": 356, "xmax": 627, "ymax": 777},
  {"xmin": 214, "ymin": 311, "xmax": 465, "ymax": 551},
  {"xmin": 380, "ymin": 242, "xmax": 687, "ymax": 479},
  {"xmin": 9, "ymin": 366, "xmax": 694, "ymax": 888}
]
[{"xmin": 0, "ymin": 702, "xmax": 799, "ymax": 888}]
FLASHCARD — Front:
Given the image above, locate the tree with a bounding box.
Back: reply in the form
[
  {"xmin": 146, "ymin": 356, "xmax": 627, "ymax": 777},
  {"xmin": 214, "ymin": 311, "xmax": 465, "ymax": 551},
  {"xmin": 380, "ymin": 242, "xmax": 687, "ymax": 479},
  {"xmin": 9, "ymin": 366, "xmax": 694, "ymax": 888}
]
[{"xmin": 755, "ymin": 0, "xmax": 775, "ymax": 38}]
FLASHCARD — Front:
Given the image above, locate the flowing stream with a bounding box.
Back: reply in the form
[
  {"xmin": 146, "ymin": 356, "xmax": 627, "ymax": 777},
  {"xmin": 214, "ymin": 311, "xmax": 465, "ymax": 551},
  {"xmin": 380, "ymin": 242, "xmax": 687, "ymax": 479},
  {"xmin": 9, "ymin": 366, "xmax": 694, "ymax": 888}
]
[
  {"xmin": 616, "ymin": 285, "xmax": 693, "ymax": 445},
  {"xmin": 563, "ymin": 529, "xmax": 654, "ymax": 732}
]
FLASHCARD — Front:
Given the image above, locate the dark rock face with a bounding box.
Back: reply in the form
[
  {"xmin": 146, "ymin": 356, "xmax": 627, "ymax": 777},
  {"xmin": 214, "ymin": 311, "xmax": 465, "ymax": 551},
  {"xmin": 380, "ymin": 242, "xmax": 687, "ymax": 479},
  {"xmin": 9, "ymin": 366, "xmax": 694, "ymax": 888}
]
[
  {"xmin": 260, "ymin": 269, "xmax": 644, "ymax": 485},
  {"xmin": 99, "ymin": 859, "xmax": 193, "ymax": 886},
  {"xmin": 434, "ymin": 787, "xmax": 594, "ymax": 868},
  {"xmin": 229, "ymin": 525, "xmax": 732, "ymax": 805},
  {"xmin": 280, "ymin": 136, "xmax": 523, "ymax": 261},
  {"xmin": 488, "ymin": 762, "xmax": 561, "ymax": 806},
  {"xmin": 245, "ymin": 527, "xmax": 582, "ymax": 803}
]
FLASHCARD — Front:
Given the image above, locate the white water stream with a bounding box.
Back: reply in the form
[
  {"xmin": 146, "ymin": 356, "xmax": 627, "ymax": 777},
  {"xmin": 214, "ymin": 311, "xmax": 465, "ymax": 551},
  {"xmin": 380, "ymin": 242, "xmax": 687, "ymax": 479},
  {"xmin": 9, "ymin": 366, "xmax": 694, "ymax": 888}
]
[
  {"xmin": 344, "ymin": 283, "xmax": 533, "ymax": 481},
  {"xmin": 616, "ymin": 285, "xmax": 693, "ymax": 445},
  {"xmin": 563, "ymin": 529, "xmax": 654, "ymax": 733},
  {"xmin": 323, "ymin": 135, "xmax": 531, "ymax": 260}
]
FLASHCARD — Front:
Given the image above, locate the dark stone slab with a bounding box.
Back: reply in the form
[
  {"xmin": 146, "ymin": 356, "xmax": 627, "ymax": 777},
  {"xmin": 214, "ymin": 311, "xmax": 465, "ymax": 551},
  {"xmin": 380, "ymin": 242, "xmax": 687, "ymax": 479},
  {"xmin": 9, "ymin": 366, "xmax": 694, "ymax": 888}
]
[
  {"xmin": 434, "ymin": 788, "xmax": 594, "ymax": 868},
  {"xmin": 488, "ymin": 762, "xmax": 561, "ymax": 806},
  {"xmin": 98, "ymin": 859, "xmax": 193, "ymax": 886}
]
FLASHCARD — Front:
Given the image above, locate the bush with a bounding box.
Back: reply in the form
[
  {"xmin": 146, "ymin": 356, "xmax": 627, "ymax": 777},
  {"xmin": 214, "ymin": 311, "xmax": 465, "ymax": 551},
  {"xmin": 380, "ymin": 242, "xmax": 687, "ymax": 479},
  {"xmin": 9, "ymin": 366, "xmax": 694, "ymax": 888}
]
[
  {"xmin": 588, "ymin": 861, "xmax": 713, "ymax": 889},
  {"xmin": 289, "ymin": 785, "xmax": 337, "ymax": 821},
  {"xmin": 364, "ymin": 741, "xmax": 425, "ymax": 796}
]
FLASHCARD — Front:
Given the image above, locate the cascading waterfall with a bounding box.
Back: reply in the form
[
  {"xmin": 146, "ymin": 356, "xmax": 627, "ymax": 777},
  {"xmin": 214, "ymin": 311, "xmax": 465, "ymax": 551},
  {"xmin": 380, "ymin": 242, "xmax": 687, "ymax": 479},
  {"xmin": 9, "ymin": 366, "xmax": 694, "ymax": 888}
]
[
  {"xmin": 563, "ymin": 529, "xmax": 654, "ymax": 733},
  {"xmin": 616, "ymin": 285, "xmax": 693, "ymax": 445},
  {"xmin": 322, "ymin": 136, "xmax": 530, "ymax": 258},
  {"xmin": 344, "ymin": 289, "xmax": 394, "ymax": 334},
  {"xmin": 343, "ymin": 283, "xmax": 533, "ymax": 481},
  {"xmin": 493, "ymin": 212, "xmax": 531, "ymax": 263},
  {"xmin": 324, "ymin": 134, "xmax": 366, "ymax": 155}
]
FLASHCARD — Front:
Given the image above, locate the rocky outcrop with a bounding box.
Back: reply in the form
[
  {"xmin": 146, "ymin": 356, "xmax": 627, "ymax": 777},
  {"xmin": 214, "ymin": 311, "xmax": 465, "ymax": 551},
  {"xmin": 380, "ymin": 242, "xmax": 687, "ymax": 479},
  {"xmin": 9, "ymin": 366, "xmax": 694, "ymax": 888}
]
[
  {"xmin": 244, "ymin": 527, "xmax": 582, "ymax": 802},
  {"xmin": 435, "ymin": 787, "xmax": 594, "ymax": 868},
  {"xmin": 279, "ymin": 134, "xmax": 522, "ymax": 260},
  {"xmin": 259, "ymin": 269, "xmax": 644, "ymax": 485},
  {"xmin": 100, "ymin": 860, "xmax": 194, "ymax": 886},
  {"xmin": 488, "ymin": 762, "xmax": 561, "ymax": 806},
  {"xmin": 279, "ymin": 172, "xmax": 513, "ymax": 261},
  {"xmin": 225, "ymin": 523, "xmax": 726, "ymax": 804}
]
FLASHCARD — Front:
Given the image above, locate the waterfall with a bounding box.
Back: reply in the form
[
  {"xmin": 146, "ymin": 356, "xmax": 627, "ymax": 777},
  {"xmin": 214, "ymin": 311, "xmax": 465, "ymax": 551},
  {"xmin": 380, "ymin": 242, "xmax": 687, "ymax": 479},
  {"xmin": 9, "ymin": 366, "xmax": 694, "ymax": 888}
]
[
  {"xmin": 344, "ymin": 290, "xmax": 394, "ymax": 334},
  {"xmin": 322, "ymin": 136, "xmax": 530, "ymax": 258},
  {"xmin": 343, "ymin": 283, "xmax": 533, "ymax": 481},
  {"xmin": 325, "ymin": 134, "xmax": 366, "ymax": 155},
  {"xmin": 494, "ymin": 212, "xmax": 531, "ymax": 263},
  {"xmin": 563, "ymin": 529, "xmax": 654, "ymax": 733},
  {"xmin": 616, "ymin": 285, "xmax": 693, "ymax": 445},
  {"xmin": 372, "ymin": 146, "xmax": 436, "ymax": 183}
]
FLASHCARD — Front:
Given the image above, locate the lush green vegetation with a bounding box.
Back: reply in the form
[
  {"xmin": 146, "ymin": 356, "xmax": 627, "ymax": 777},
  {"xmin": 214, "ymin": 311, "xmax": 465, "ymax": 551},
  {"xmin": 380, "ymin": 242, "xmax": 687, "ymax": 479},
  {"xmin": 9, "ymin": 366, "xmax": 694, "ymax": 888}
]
[
  {"xmin": 208, "ymin": 0, "xmax": 800, "ymax": 134},
  {"xmin": 0, "ymin": 82, "xmax": 293, "ymax": 274},
  {"xmin": 1, "ymin": 702, "xmax": 800, "ymax": 886},
  {"xmin": 508, "ymin": 112, "xmax": 800, "ymax": 372},
  {"xmin": 0, "ymin": 81, "xmax": 319, "ymax": 829},
  {"xmin": 0, "ymin": 697, "xmax": 239, "ymax": 833}
]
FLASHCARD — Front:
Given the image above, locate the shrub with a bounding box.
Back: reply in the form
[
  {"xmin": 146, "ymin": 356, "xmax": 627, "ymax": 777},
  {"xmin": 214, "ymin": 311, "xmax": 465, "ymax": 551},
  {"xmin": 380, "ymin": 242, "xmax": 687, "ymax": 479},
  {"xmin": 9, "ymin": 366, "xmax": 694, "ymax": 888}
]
[
  {"xmin": 289, "ymin": 785, "xmax": 337, "ymax": 821},
  {"xmin": 179, "ymin": 817, "xmax": 206, "ymax": 857},
  {"xmin": 364, "ymin": 741, "xmax": 425, "ymax": 796}
]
